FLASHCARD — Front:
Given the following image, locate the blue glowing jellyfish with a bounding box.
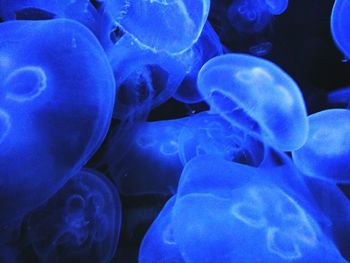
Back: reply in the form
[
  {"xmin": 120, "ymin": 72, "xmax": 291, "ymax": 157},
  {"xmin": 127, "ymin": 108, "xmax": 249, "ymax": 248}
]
[
  {"xmin": 104, "ymin": 112, "xmax": 265, "ymax": 196},
  {"xmin": 171, "ymin": 156, "xmax": 346, "ymax": 262},
  {"xmin": 139, "ymin": 196, "xmax": 185, "ymax": 263},
  {"xmin": 0, "ymin": 19, "xmax": 115, "ymax": 224},
  {"xmin": 0, "ymin": 0, "xmax": 100, "ymax": 33},
  {"xmin": 331, "ymin": 0, "xmax": 350, "ymax": 59},
  {"xmin": 103, "ymin": 0, "xmax": 210, "ymax": 54},
  {"xmin": 328, "ymin": 86, "xmax": 350, "ymax": 109},
  {"xmin": 227, "ymin": 0, "xmax": 288, "ymax": 34},
  {"xmin": 173, "ymin": 22, "xmax": 224, "ymax": 104},
  {"xmin": 27, "ymin": 169, "xmax": 121, "ymax": 263},
  {"xmin": 292, "ymin": 109, "xmax": 350, "ymax": 183},
  {"xmin": 197, "ymin": 53, "xmax": 308, "ymax": 152}
]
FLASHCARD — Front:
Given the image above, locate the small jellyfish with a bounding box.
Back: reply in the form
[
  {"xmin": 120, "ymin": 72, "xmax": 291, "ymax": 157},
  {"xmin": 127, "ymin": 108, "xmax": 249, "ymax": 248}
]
[
  {"xmin": 139, "ymin": 196, "xmax": 185, "ymax": 263},
  {"xmin": 292, "ymin": 109, "xmax": 350, "ymax": 183},
  {"xmin": 328, "ymin": 86, "xmax": 350, "ymax": 109},
  {"xmin": 171, "ymin": 156, "xmax": 346, "ymax": 262},
  {"xmin": 197, "ymin": 53, "xmax": 308, "ymax": 152},
  {"xmin": 27, "ymin": 169, "xmax": 121, "ymax": 263},
  {"xmin": 331, "ymin": 0, "xmax": 350, "ymax": 59},
  {"xmin": 103, "ymin": 0, "xmax": 210, "ymax": 54},
  {"xmin": 0, "ymin": 19, "xmax": 115, "ymax": 224},
  {"xmin": 227, "ymin": 0, "xmax": 288, "ymax": 34}
]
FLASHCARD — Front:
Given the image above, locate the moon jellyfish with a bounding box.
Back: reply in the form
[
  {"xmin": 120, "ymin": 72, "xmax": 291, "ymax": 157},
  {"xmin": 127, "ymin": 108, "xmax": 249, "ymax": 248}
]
[
  {"xmin": 328, "ymin": 86, "xmax": 350, "ymax": 108},
  {"xmin": 139, "ymin": 197, "xmax": 184, "ymax": 263},
  {"xmin": 27, "ymin": 169, "xmax": 121, "ymax": 263},
  {"xmin": 104, "ymin": 112, "xmax": 264, "ymax": 196},
  {"xmin": 197, "ymin": 53, "xmax": 308, "ymax": 152},
  {"xmin": 331, "ymin": 0, "xmax": 350, "ymax": 59},
  {"xmin": 0, "ymin": 0, "xmax": 100, "ymax": 34},
  {"xmin": 103, "ymin": 0, "xmax": 210, "ymax": 54},
  {"xmin": 292, "ymin": 109, "xmax": 350, "ymax": 183},
  {"xmin": 227, "ymin": 0, "xmax": 288, "ymax": 34},
  {"xmin": 173, "ymin": 22, "xmax": 224, "ymax": 104},
  {"xmin": 171, "ymin": 156, "xmax": 345, "ymax": 262},
  {"xmin": 0, "ymin": 19, "xmax": 115, "ymax": 224}
]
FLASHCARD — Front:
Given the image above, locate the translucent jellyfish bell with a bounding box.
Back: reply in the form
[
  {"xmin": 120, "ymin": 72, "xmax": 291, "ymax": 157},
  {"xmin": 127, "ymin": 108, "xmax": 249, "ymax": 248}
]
[
  {"xmin": 0, "ymin": 19, "xmax": 115, "ymax": 224},
  {"xmin": 331, "ymin": 0, "xmax": 350, "ymax": 59},
  {"xmin": 0, "ymin": 0, "xmax": 99, "ymax": 33},
  {"xmin": 292, "ymin": 109, "xmax": 350, "ymax": 183},
  {"xmin": 197, "ymin": 53, "xmax": 308, "ymax": 152},
  {"xmin": 103, "ymin": 0, "xmax": 210, "ymax": 54},
  {"xmin": 171, "ymin": 156, "xmax": 346, "ymax": 262},
  {"xmin": 103, "ymin": 112, "xmax": 265, "ymax": 196},
  {"xmin": 27, "ymin": 169, "xmax": 121, "ymax": 263}
]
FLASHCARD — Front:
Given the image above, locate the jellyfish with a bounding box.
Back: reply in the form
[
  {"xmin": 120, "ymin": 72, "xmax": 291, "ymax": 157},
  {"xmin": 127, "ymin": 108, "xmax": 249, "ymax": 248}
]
[
  {"xmin": 103, "ymin": 112, "xmax": 265, "ymax": 196},
  {"xmin": 27, "ymin": 169, "xmax": 121, "ymax": 263},
  {"xmin": 227, "ymin": 0, "xmax": 289, "ymax": 34},
  {"xmin": 0, "ymin": 0, "xmax": 101, "ymax": 34},
  {"xmin": 292, "ymin": 109, "xmax": 350, "ymax": 183},
  {"xmin": 197, "ymin": 53, "xmax": 309, "ymax": 152},
  {"xmin": 102, "ymin": 0, "xmax": 210, "ymax": 55},
  {"xmin": 331, "ymin": 0, "xmax": 350, "ymax": 59},
  {"xmin": 0, "ymin": 19, "xmax": 115, "ymax": 224},
  {"xmin": 171, "ymin": 156, "xmax": 346, "ymax": 262},
  {"xmin": 139, "ymin": 196, "xmax": 185, "ymax": 263},
  {"xmin": 173, "ymin": 22, "xmax": 224, "ymax": 104},
  {"xmin": 328, "ymin": 86, "xmax": 350, "ymax": 109}
]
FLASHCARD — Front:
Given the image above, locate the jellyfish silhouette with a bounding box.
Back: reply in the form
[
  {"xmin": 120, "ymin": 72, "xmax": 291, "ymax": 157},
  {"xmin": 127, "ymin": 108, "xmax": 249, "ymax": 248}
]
[
  {"xmin": 27, "ymin": 169, "xmax": 121, "ymax": 263},
  {"xmin": 331, "ymin": 0, "xmax": 350, "ymax": 59},
  {"xmin": 197, "ymin": 53, "xmax": 308, "ymax": 152},
  {"xmin": 292, "ymin": 109, "xmax": 350, "ymax": 183},
  {"xmin": 0, "ymin": 19, "xmax": 115, "ymax": 224},
  {"xmin": 171, "ymin": 156, "xmax": 346, "ymax": 262},
  {"xmin": 227, "ymin": 0, "xmax": 288, "ymax": 34}
]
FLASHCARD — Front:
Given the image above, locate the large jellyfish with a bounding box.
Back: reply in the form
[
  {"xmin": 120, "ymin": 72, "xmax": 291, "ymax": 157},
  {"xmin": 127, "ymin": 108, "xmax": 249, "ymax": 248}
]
[
  {"xmin": 227, "ymin": 0, "xmax": 289, "ymax": 34},
  {"xmin": 139, "ymin": 196, "xmax": 185, "ymax": 263},
  {"xmin": 197, "ymin": 53, "xmax": 308, "ymax": 152},
  {"xmin": 331, "ymin": 0, "xmax": 350, "ymax": 59},
  {"xmin": 102, "ymin": 0, "xmax": 210, "ymax": 54},
  {"xmin": 103, "ymin": 112, "xmax": 265, "ymax": 196},
  {"xmin": 0, "ymin": 19, "xmax": 115, "ymax": 224},
  {"xmin": 27, "ymin": 169, "xmax": 121, "ymax": 263},
  {"xmin": 0, "ymin": 0, "xmax": 100, "ymax": 34},
  {"xmin": 292, "ymin": 109, "xmax": 350, "ymax": 183},
  {"xmin": 171, "ymin": 156, "xmax": 346, "ymax": 262}
]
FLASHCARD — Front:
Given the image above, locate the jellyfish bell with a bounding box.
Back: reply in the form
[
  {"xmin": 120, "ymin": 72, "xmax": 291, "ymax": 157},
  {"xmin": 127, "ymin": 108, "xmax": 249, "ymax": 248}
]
[
  {"xmin": 171, "ymin": 155, "xmax": 346, "ymax": 262},
  {"xmin": 0, "ymin": 19, "xmax": 115, "ymax": 224},
  {"xmin": 292, "ymin": 109, "xmax": 350, "ymax": 183},
  {"xmin": 103, "ymin": 0, "xmax": 210, "ymax": 54},
  {"xmin": 331, "ymin": 0, "xmax": 350, "ymax": 59},
  {"xmin": 27, "ymin": 169, "xmax": 121, "ymax": 263},
  {"xmin": 197, "ymin": 53, "xmax": 308, "ymax": 152}
]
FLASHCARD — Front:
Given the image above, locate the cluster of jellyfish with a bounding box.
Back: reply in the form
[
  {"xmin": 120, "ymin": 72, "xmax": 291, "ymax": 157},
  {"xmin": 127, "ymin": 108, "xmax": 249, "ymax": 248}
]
[{"xmin": 0, "ymin": 0, "xmax": 349, "ymax": 262}]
